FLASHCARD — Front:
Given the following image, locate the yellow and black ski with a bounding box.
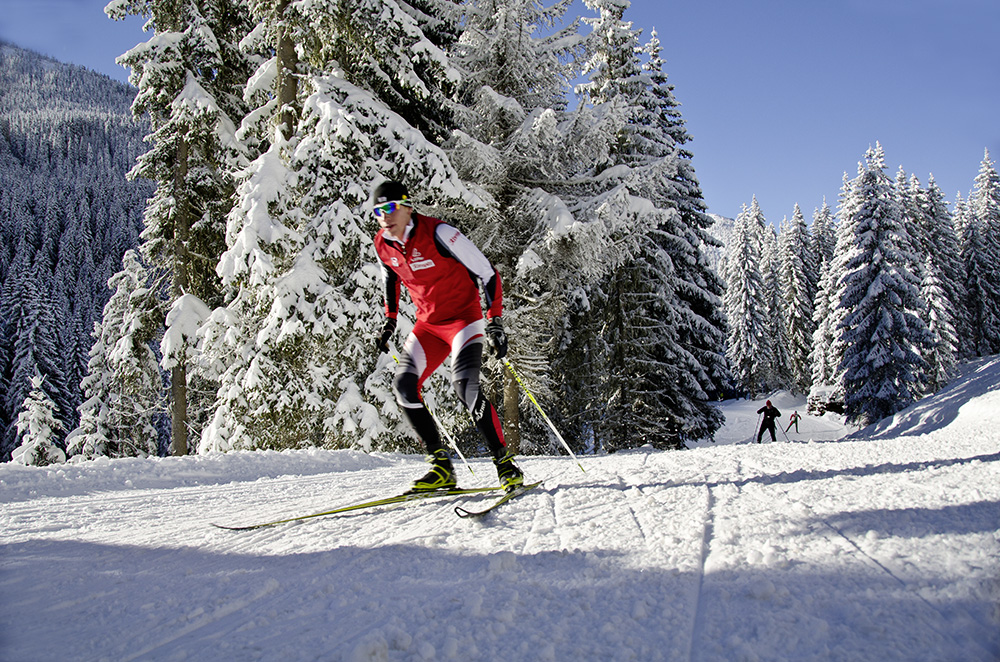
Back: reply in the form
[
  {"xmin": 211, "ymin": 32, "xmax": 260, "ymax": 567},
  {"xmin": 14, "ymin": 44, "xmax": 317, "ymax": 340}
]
[
  {"xmin": 454, "ymin": 481, "xmax": 543, "ymax": 518},
  {"xmin": 212, "ymin": 485, "xmax": 503, "ymax": 531}
]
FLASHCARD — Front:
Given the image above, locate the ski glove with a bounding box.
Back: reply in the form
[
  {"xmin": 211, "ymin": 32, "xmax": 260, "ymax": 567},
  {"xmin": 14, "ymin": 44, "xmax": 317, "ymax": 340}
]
[
  {"xmin": 375, "ymin": 318, "xmax": 396, "ymax": 354},
  {"xmin": 485, "ymin": 317, "xmax": 508, "ymax": 360}
]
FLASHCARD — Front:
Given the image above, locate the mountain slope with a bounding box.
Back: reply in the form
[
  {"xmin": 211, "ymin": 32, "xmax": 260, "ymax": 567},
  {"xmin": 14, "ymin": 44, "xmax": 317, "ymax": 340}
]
[{"xmin": 0, "ymin": 42, "xmax": 151, "ymax": 456}]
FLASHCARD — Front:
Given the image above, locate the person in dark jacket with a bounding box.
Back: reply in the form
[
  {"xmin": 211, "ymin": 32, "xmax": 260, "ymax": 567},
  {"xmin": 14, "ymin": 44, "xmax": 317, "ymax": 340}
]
[{"xmin": 756, "ymin": 400, "xmax": 781, "ymax": 443}]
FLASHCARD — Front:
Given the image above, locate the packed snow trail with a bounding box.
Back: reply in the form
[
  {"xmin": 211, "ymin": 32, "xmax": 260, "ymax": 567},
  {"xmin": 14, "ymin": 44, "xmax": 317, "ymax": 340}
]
[{"xmin": 2, "ymin": 359, "xmax": 1000, "ymax": 661}]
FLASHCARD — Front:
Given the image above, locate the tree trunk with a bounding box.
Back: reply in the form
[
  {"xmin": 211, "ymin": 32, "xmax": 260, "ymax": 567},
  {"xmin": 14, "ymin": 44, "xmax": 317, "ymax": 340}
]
[
  {"xmin": 170, "ymin": 137, "xmax": 190, "ymax": 456},
  {"xmin": 276, "ymin": 0, "xmax": 298, "ymax": 141},
  {"xmin": 503, "ymin": 366, "xmax": 520, "ymax": 455}
]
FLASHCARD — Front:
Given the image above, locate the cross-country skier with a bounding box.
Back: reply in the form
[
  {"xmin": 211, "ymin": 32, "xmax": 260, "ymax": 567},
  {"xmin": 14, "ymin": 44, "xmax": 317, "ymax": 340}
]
[
  {"xmin": 785, "ymin": 410, "xmax": 801, "ymax": 434},
  {"xmin": 370, "ymin": 180, "xmax": 524, "ymax": 492},
  {"xmin": 756, "ymin": 400, "xmax": 781, "ymax": 443}
]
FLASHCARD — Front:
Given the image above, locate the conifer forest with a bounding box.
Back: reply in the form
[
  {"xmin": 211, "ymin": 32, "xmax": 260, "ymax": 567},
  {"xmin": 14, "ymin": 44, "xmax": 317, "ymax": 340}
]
[{"xmin": 2, "ymin": 0, "xmax": 999, "ymax": 466}]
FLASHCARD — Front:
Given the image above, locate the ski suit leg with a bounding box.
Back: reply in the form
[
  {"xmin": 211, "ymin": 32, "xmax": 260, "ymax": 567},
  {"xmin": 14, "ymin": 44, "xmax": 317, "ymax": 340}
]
[
  {"xmin": 448, "ymin": 320, "xmax": 508, "ymax": 460},
  {"xmin": 393, "ymin": 324, "xmax": 451, "ymax": 453},
  {"xmin": 757, "ymin": 420, "xmax": 776, "ymax": 443}
]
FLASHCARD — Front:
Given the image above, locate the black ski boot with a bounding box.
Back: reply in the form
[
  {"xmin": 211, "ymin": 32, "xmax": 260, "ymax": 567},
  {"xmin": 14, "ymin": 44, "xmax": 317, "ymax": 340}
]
[
  {"xmin": 493, "ymin": 451, "xmax": 524, "ymax": 492},
  {"xmin": 410, "ymin": 449, "xmax": 457, "ymax": 492}
]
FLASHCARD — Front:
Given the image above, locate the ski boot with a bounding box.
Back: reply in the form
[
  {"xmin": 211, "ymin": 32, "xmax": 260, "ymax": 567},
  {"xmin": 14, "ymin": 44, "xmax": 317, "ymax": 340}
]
[
  {"xmin": 409, "ymin": 448, "xmax": 457, "ymax": 492},
  {"xmin": 493, "ymin": 451, "xmax": 524, "ymax": 492}
]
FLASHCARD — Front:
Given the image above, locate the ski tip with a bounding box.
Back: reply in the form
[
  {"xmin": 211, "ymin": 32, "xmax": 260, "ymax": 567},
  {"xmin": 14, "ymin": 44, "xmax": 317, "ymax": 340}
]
[{"xmin": 210, "ymin": 522, "xmax": 258, "ymax": 531}]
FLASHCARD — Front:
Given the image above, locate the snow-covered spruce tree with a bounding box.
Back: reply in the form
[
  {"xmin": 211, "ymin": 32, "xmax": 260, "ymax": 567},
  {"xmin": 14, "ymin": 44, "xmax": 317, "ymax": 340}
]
[
  {"xmin": 536, "ymin": 3, "xmax": 725, "ymax": 450},
  {"xmin": 807, "ymin": 258, "xmax": 839, "ymax": 414},
  {"xmin": 895, "ymin": 168, "xmax": 928, "ymax": 282},
  {"xmin": 68, "ymin": 251, "xmax": 164, "ymax": 458},
  {"xmin": 920, "ymin": 256, "xmax": 959, "ymax": 392},
  {"xmin": 777, "ymin": 204, "xmax": 815, "ymax": 394},
  {"xmin": 637, "ymin": 29, "xmax": 728, "ymax": 444},
  {"xmin": 723, "ymin": 201, "xmax": 769, "ymax": 397},
  {"xmin": 810, "ymin": 171, "xmax": 860, "ymax": 415},
  {"xmin": 447, "ymin": 0, "xmax": 580, "ymax": 454},
  {"xmin": 811, "ymin": 198, "xmax": 836, "ymax": 268},
  {"xmin": 761, "ymin": 223, "xmax": 791, "ymax": 392},
  {"xmin": 102, "ymin": 0, "xmax": 252, "ymax": 455},
  {"xmin": 954, "ymin": 190, "xmax": 995, "ymax": 359},
  {"xmin": 0, "ymin": 243, "xmax": 73, "ymax": 461},
  {"xmin": 11, "ymin": 371, "xmax": 66, "ymax": 466},
  {"xmin": 835, "ymin": 144, "xmax": 931, "ymax": 426},
  {"xmin": 906, "ymin": 175, "xmax": 967, "ymax": 371},
  {"xmin": 200, "ymin": 0, "xmax": 484, "ymax": 453},
  {"xmin": 964, "ymin": 149, "xmax": 1000, "ymax": 355}
]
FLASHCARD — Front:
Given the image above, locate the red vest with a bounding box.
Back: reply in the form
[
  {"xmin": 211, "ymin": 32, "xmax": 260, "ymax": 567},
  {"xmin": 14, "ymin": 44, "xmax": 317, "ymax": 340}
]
[{"xmin": 375, "ymin": 214, "xmax": 501, "ymax": 325}]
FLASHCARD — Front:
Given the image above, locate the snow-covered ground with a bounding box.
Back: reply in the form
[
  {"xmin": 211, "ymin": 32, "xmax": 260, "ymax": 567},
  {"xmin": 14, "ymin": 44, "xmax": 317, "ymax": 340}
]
[{"xmin": 3, "ymin": 360, "xmax": 999, "ymax": 662}]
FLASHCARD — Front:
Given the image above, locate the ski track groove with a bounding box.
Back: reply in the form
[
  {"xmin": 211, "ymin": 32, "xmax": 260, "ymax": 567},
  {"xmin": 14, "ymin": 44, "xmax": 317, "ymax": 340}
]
[
  {"xmin": 733, "ymin": 457, "xmax": 998, "ymax": 662},
  {"xmin": 520, "ymin": 488, "xmax": 557, "ymax": 556},
  {"xmin": 613, "ymin": 471, "xmax": 653, "ymax": 551},
  {"xmin": 788, "ymin": 491, "xmax": 993, "ymax": 659},
  {"xmin": 117, "ymin": 576, "xmax": 284, "ymax": 662},
  {"xmin": 685, "ymin": 482, "xmax": 715, "ymax": 662}
]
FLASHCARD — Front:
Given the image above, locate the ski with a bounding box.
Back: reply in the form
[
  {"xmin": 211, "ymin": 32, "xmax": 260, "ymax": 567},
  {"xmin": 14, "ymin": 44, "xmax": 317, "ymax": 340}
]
[
  {"xmin": 212, "ymin": 485, "xmax": 503, "ymax": 531},
  {"xmin": 454, "ymin": 480, "xmax": 543, "ymax": 518}
]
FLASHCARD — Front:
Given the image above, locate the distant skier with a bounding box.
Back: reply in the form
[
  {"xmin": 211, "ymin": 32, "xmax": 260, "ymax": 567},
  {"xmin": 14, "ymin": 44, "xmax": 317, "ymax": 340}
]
[
  {"xmin": 785, "ymin": 410, "xmax": 801, "ymax": 434},
  {"xmin": 370, "ymin": 180, "xmax": 524, "ymax": 493},
  {"xmin": 756, "ymin": 400, "xmax": 781, "ymax": 443}
]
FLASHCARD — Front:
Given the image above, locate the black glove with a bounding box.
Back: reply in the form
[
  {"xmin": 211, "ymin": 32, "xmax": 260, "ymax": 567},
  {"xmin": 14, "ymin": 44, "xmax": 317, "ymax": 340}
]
[
  {"xmin": 485, "ymin": 317, "xmax": 507, "ymax": 359},
  {"xmin": 375, "ymin": 318, "xmax": 396, "ymax": 354}
]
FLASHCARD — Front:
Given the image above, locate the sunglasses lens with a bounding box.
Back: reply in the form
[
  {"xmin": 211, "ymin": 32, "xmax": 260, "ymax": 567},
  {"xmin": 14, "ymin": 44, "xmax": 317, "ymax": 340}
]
[{"xmin": 374, "ymin": 202, "xmax": 398, "ymax": 217}]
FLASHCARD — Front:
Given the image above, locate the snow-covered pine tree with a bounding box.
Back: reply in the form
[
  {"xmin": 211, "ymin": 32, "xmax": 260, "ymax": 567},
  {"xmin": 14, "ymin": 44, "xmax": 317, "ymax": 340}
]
[
  {"xmin": 638, "ymin": 29, "xmax": 728, "ymax": 443},
  {"xmin": 538, "ymin": 1, "xmax": 726, "ymax": 449},
  {"xmin": 68, "ymin": 251, "xmax": 164, "ymax": 458},
  {"xmin": 777, "ymin": 204, "xmax": 815, "ymax": 394},
  {"xmin": 909, "ymin": 175, "xmax": 968, "ymax": 366},
  {"xmin": 0, "ymin": 243, "xmax": 72, "ymax": 461},
  {"xmin": 761, "ymin": 223, "xmax": 791, "ymax": 392},
  {"xmin": 448, "ymin": 0, "xmax": 580, "ymax": 453},
  {"xmin": 920, "ymin": 256, "xmax": 959, "ymax": 392},
  {"xmin": 811, "ymin": 199, "xmax": 836, "ymax": 268},
  {"xmin": 723, "ymin": 201, "xmax": 769, "ymax": 397},
  {"xmin": 835, "ymin": 144, "xmax": 931, "ymax": 426},
  {"xmin": 106, "ymin": 0, "xmax": 252, "ymax": 455},
  {"xmin": 954, "ymin": 189, "xmax": 994, "ymax": 359},
  {"xmin": 201, "ymin": 0, "xmax": 485, "ymax": 453},
  {"xmin": 810, "ymin": 172, "xmax": 861, "ymax": 415},
  {"xmin": 895, "ymin": 169, "xmax": 929, "ymax": 284},
  {"xmin": 965, "ymin": 149, "xmax": 1000, "ymax": 355},
  {"xmin": 807, "ymin": 258, "xmax": 838, "ymax": 414},
  {"xmin": 11, "ymin": 371, "xmax": 66, "ymax": 466}
]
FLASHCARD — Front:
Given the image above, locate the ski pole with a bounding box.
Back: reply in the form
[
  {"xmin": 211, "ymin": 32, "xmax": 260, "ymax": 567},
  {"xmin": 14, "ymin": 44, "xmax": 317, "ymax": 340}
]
[
  {"xmin": 502, "ymin": 358, "xmax": 585, "ymax": 473},
  {"xmin": 779, "ymin": 420, "xmax": 792, "ymax": 442},
  {"xmin": 391, "ymin": 352, "xmax": 474, "ymax": 474},
  {"xmin": 751, "ymin": 412, "xmax": 762, "ymax": 444}
]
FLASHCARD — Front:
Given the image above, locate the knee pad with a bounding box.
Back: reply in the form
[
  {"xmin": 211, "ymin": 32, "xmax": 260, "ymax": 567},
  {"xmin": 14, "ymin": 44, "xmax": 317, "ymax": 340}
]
[
  {"xmin": 451, "ymin": 340, "xmax": 483, "ymax": 411},
  {"xmin": 393, "ymin": 371, "xmax": 422, "ymax": 409}
]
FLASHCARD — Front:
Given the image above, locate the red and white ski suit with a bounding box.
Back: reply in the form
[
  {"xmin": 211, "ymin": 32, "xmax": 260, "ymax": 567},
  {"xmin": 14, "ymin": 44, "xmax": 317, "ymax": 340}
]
[{"xmin": 375, "ymin": 213, "xmax": 508, "ymax": 458}]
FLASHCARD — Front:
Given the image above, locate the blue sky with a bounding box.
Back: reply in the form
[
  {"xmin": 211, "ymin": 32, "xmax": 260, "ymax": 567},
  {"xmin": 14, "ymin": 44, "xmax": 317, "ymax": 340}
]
[{"xmin": 2, "ymin": 0, "xmax": 997, "ymax": 221}]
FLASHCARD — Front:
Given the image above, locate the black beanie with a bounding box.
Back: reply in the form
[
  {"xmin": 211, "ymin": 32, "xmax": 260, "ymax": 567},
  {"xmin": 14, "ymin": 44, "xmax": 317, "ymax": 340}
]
[{"xmin": 371, "ymin": 180, "xmax": 410, "ymax": 208}]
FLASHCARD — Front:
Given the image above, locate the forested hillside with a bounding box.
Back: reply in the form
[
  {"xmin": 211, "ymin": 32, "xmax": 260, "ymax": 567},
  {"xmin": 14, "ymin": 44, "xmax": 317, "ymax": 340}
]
[
  {"xmin": 0, "ymin": 42, "xmax": 152, "ymax": 461},
  {"xmin": 3, "ymin": 0, "xmax": 997, "ymax": 468}
]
